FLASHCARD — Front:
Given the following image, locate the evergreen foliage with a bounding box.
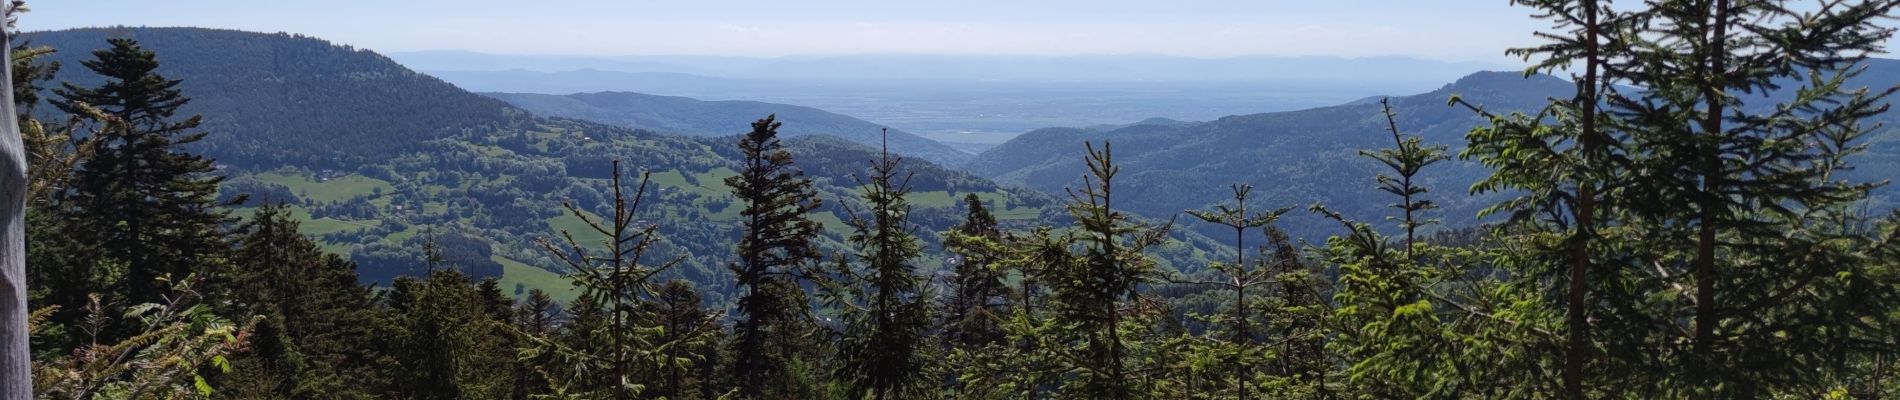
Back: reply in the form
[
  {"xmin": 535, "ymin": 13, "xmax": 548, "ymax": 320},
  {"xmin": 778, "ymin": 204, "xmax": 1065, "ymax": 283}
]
[{"xmin": 724, "ymin": 114, "xmax": 824, "ymax": 398}]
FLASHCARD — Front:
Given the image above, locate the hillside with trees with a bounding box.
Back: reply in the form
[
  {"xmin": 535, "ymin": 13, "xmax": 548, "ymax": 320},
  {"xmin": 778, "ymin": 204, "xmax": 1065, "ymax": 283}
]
[
  {"xmin": 9, "ymin": 0, "xmax": 1900, "ymax": 399},
  {"xmin": 487, "ymin": 91, "xmax": 974, "ymax": 165}
]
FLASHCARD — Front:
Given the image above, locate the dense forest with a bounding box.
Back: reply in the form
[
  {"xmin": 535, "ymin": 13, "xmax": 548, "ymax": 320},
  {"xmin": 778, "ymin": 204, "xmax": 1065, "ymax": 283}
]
[{"xmin": 10, "ymin": 0, "xmax": 1900, "ymax": 399}]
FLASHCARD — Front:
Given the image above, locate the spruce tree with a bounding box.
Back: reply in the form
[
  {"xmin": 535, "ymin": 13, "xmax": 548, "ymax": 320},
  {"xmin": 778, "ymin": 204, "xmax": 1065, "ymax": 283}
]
[
  {"xmin": 643, "ymin": 280, "xmax": 717, "ymax": 400},
  {"xmin": 51, "ymin": 38, "xmax": 232, "ymax": 306},
  {"xmin": 944, "ymin": 193, "xmax": 1008, "ymax": 349},
  {"xmin": 1185, "ymin": 184, "xmax": 1288, "ymax": 399},
  {"xmin": 1042, "ymin": 142, "xmax": 1170, "ymax": 398},
  {"xmin": 216, "ymin": 204, "xmax": 381, "ymax": 398},
  {"xmin": 535, "ymin": 160, "xmax": 694, "ymax": 399},
  {"xmin": 1601, "ymin": 0, "xmax": 1900, "ymax": 395},
  {"xmin": 723, "ymin": 114, "xmax": 823, "ymax": 398},
  {"xmin": 827, "ymin": 130, "xmax": 932, "ymax": 399},
  {"xmin": 1461, "ymin": 0, "xmax": 1622, "ymax": 396},
  {"xmin": 511, "ymin": 289, "xmax": 558, "ymax": 400}
]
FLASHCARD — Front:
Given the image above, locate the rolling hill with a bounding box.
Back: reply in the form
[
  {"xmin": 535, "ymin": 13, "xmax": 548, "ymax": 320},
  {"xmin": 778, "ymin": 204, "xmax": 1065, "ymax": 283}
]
[
  {"xmin": 22, "ymin": 27, "xmax": 1227, "ymax": 304},
  {"xmin": 25, "ymin": 27, "xmax": 520, "ymax": 168},
  {"xmin": 968, "ymin": 69, "xmax": 1900, "ymax": 239},
  {"xmin": 486, "ymin": 91, "xmax": 973, "ymax": 165}
]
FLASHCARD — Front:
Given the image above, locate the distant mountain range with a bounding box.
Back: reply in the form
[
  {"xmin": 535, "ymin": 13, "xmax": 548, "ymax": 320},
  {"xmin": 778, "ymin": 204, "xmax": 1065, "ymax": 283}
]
[
  {"xmin": 485, "ymin": 91, "xmax": 972, "ymax": 165},
  {"xmin": 390, "ymin": 50, "xmax": 1512, "ymax": 85},
  {"xmin": 966, "ymin": 68, "xmax": 1900, "ymax": 239}
]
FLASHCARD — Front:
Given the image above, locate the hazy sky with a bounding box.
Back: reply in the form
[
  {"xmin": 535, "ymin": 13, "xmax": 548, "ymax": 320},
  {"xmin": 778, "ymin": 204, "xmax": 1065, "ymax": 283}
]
[{"xmin": 0, "ymin": 0, "xmax": 1753, "ymax": 62}]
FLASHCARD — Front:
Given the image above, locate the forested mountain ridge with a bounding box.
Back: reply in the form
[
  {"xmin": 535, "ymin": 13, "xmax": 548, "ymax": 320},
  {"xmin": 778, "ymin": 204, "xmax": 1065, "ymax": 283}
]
[
  {"xmin": 22, "ymin": 27, "xmax": 522, "ymax": 168},
  {"xmin": 487, "ymin": 90, "xmax": 973, "ymax": 165},
  {"xmin": 970, "ymin": 69, "xmax": 1900, "ymax": 238},
  {"xmin": 16, "ymin": 27, "xmax": 1224, "ymax": 306}
]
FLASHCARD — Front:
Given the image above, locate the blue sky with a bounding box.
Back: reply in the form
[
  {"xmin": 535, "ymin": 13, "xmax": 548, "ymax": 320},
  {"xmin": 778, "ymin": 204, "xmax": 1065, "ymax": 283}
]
[{"xmin": 10, "ymin": 0, "xmax": 1855, "ymax": 62}]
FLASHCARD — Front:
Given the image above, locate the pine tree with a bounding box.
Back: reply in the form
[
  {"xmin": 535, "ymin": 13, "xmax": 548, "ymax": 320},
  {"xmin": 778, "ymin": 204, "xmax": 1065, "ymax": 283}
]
[
  {"xmin": 827, "ymin": 130, "xmax": 932, "ymax": 399},
  {"xmin": 723, "ymin": 114, "xmax": 824, "ymax": 398},
  {"xmin": 51, "ymin": 38, "xmax": 232, "ymax": 306}
]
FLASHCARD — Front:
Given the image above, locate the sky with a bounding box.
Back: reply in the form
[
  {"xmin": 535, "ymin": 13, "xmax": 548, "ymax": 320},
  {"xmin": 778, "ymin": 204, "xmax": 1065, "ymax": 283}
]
[{"xmin": 0, "ymin": 0, "xmax": 1806, "ymax": 62}]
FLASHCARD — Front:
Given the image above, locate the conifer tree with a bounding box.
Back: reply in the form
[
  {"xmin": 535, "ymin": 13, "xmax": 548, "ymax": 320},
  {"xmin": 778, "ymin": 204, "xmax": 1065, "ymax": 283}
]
[
  {"xmin": 1184, "ymin": 184, "xmax": 1288, "ymax": 399},
  {"xmin": 1041, "ymin": 142, "xmax": 1171, "ymax": 398},
  {"xmin": 723, "ymin": 114, "xmax": 824, "ymax": 398},
  {"xmin": 643, "ymin": 280, "xmax": 717, "ymax": 400},
  {"xmin": 511, "ymin": 288, "xmax": 558, "ymax": 400},
  {"xmin": 51, "ymin": 38, "xmax": 232, "ymax": 306},
  {"xmin": 1599, "ymin": 0, "xmax": 1900, "ymax": 395},
  {"xmin": 944, "ymin": 193, "xmax": 1008, "ymax": 349},
  {"xmin": 535, "ymin": 160, "xmax": 696, "ymax": 399},
  {"xmin": 827, "ymin": 130, "xmax": 933, "ymax": 400},
  {"xmin": 381, "ymin": 270, "xmax": 519, "ymax": 399},
  {"xmin": 216, "ymin": 204, "xmax": 381, "ymax": 398}
]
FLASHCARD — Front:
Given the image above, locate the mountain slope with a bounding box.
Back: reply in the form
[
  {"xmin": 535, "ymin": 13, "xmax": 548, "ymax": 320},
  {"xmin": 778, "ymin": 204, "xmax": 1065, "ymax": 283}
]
[
  {"xmin": 486, "ymin": 91, "xmax": 973, "ymax": 165},
  {"xmin": 24, "ymin": 27, "xmax": 1207, "ymax": 304},
  {"xmin": 970, "ymin": 69, "xmax": 1900, "ymax": 239},
  {"xmin": 24, "ymin": 27, "xmax": 519, "ymax": 168},
  {"xmin": 966, "ymin": 72, "xmax": 1569, "ymax": 237}
]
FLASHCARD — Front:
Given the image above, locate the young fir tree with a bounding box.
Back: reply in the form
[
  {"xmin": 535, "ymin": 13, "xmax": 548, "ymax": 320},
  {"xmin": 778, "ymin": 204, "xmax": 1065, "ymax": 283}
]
[
  {"xmin": 943, "ymin": 193, "xmax": 1008, "ymax": 349},
  {"xmin": 826, "ymin": 130, "xmax": 933, "ymax": 400},
  {"xmin": 723, "ymin": 114, "xmax": 824, "ymax": 398},
  {"xmin": 1184, "ymin": 184, "xmax": 1288, "ymax": 398},
  {"xmin": 1321, "ymin": 99, "xmax": 1561, "ymax": 397},
  {"xmin": 534, "ymin": 160, "xmax": 697, "ymax": 399},
  {"xmin": 50, "ymin": 38, "xmax": 233, "ymax": 307},
  {"xmin": 1041, "ymin": 142, "xmax": 1171, "ymax": 398}
]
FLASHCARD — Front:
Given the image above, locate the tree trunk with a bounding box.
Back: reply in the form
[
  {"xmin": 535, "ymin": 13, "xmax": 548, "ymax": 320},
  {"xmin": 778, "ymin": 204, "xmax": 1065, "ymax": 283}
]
[
  {"xmin": 0, "ymin": 17, "xmax": 32, "ymax": 400},
  {"xmin": 1564, "ymin": 2, "xmax": 1600, "ymax": 398}
]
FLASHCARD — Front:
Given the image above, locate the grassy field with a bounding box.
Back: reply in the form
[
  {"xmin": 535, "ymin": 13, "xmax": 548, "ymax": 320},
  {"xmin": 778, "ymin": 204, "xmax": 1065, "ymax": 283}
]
[
  {"xmin": 254, "ymin": 171, "xmax": 396, "ymax": 203},
  {"xmin": 496, "ymin": 255, "xmax": 580, "ymax": 303}
]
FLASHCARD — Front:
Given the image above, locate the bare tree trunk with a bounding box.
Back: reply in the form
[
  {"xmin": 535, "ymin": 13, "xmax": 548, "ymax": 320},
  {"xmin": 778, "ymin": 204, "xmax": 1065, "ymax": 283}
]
[{"xmin": 0, "ymin": 13, "xmax": 32, "ymax": 399}]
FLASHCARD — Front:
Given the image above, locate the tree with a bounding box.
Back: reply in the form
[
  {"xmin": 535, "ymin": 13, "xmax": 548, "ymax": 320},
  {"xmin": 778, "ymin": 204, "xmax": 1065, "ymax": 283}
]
[
  {"xmin": 1461, "ymin": 0, "xmax": 1622, "ymax": 396},
  {"xmin": 1, "ymin": 3, "xmax": 29, "ymax": 397},
  {"xmin": 1602, "ymin": 0, "xmax": 1900, "ymax": 395},
  {"xmin": 511, "ymin": 288, "xmax": 557, "ymax": 400},
  {"xmin": 826, "ymin": 130, "xmax": 933, "ymax": 399},
  {"xmin": 643, "ymin": 280, "xmax": 718, "ymax": 400},
  {"xmin": 214, "ymin": 204, "xmax": 382, "ymax": 399},
  {"xmin": 51, "ymin": 37, "xmax": 233, "ymax": 307},
  {"xmin": 31, "ymin": 277, "xmax": 255, "ymax": 400},
  {"xmin": 723, "ymin": 114, "xmax": 824, "ymax": 398},
  {"xmin": 533, "ymin": 160, "xmax": 699, "ymax": 399},
  {"xmin": 1041, "ymin": 142, "xmax": 1171, "ymax": 398},
  {"xmin": 943, "ymin": 193, "xmax": 1008, "ymax": 349},
  {"xmin": 1184, "ymin": 184, "xmax": 1288, "ymax": 399}
]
